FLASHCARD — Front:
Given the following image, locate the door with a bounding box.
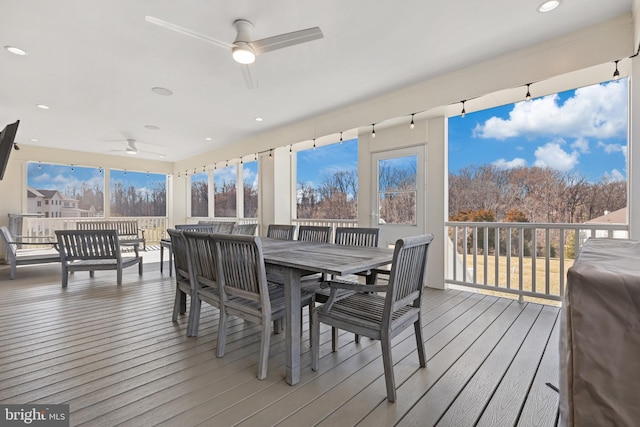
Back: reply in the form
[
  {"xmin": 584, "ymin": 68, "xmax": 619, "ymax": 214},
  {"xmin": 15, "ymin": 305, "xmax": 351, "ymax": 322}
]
[{"xmin": 371, "ymin": 146, "xmax": 425, "ymax": 247}]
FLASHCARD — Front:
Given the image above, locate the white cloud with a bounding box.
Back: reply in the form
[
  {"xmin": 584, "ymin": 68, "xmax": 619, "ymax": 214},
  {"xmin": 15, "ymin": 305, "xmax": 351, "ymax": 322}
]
[
  {"xmin": 32, "ymin": 173, "xmax": 50, "ymax": 182},
  {"xmin": 474, "ymin": 80, "xmax": 627, "ymax": 140},
  {"xmin": 604, "ymin": 169, "xmax": 625, "ymax": 181},
  {"xmin": 533, "ymin": 142, "xmax": 579, "ymax": 172},
  {"xmin": 493, "ymin": 158, "xmax": 527, "ymax": 169},
  {"xmin": 598, "ymin": 141, "xmax": 624, "ymax": 154},
  {"xmin": 571, "ymin": 137, "xmax": 589, "ymax": 153}
]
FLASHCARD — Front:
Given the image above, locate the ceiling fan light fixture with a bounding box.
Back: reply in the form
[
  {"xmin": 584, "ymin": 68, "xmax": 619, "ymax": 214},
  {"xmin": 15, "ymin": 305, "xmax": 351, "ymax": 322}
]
[
  {"xmin": 126, "ymin": 148, "xmax": 137, "ymax": 155},
  {"xmin": 538, "ymin": 0, "xmax": 561, "ymax": 13},
  {"xmin": 232, "ymin": 43, "xmax": 255, "ymax": 64}
]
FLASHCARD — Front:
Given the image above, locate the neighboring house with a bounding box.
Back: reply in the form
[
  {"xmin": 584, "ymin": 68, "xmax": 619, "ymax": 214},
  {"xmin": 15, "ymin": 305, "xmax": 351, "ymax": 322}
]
[
  {"xmin": 26, "ymin": 187, "xmax": 97, "ymax": 218},
  {"xmin": 584, "ymin": 207, "xmax": 628, "ymax": 239}
]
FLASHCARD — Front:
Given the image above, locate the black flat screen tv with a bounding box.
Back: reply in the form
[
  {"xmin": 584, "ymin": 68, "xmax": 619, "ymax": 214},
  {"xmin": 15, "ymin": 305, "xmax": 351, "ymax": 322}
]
[{"xmin": 0, "ymin": 120, "xmax": 20, "ymax": 181}]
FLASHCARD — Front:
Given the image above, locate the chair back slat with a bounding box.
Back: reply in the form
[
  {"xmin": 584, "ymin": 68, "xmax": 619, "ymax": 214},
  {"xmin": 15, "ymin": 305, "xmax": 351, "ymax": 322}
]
[
  {"xmin": 0, "ymin": 226, "xmax": 16, "ymax": 257},
  {"xmin": 56, "ymin": 229, "xmax": 120, "ymax": 260},
  {"xmin": 267, "ymin": 224, "xmax": 296, "ymax": 240},
  {"xmin": 231, "ymin": 223, "xmax": 258, "ymax": 235},
  {"xmin": 197, "ymin": 221, "xmax": 235, "ymax": 233},
  {"xmin": 182, "ymin": 231, "xmax": 218, "ymax": 288},
  {"xmin": 298, "ymin": 225, "xmax": 331, "ymax": 243},
  {"xmin": 335, "ymin": 227, "xmax": 379, "ymax": 247},
  {"xmin": 385, "ymin": 234, "xmax": 433, "ymax": 317},
  {"xmin": 214, "ymin": 234, "xmax": 267, "ymax": 304},
  {"xmin": 167, "ymin": 229, "xmax": 191, "ymax": 281},
  {"xmin": 175, "ymin": 224, "xmax": 219, "ymax": 233}
]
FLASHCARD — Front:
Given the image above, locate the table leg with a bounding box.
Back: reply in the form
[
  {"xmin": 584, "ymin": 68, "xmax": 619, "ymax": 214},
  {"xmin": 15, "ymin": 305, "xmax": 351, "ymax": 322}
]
[
  {"xmin": 160, "ymin": 244, "xmax": 164, "ymax": 273},
  {"xmin": 284, "ymin": 268, "xmax": 302, "ymax": 385}
]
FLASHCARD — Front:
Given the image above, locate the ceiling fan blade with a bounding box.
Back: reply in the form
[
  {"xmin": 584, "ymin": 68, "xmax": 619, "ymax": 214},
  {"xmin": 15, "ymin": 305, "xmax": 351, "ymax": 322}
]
[
  {"xmin": 241, "ymin": 64, "xmax": 258, "ymax": 90},
  {"xmin": 145, "ymin": 16, "xmax": 234, "ymax": 50},
  {"xmin": 251, "ymin": 27, "xmax": 323, "ymax": 55}
]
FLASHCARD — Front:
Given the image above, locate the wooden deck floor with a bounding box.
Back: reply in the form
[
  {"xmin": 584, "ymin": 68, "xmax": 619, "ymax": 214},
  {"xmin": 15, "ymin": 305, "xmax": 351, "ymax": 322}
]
[{"xmin": 0, "ymin": 259, "xmax": 560, "ymax": 427}]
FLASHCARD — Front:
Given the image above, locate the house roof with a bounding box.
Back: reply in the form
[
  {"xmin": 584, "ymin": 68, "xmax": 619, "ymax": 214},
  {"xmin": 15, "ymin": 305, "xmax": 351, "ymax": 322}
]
[
  {"xmin": 0, "ymin": 1, "xmax": 633, "ymax": 162},
  {"xmin": 586, "ymin": 207, "xmax": 627, "ymax": 224}
]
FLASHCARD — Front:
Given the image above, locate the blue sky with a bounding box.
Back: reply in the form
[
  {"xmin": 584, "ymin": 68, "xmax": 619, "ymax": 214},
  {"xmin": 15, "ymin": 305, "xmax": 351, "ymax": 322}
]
[
  {"xmin": 449, "ymin": 79, "xmax": 628, "ymax": 183},
  {"xmin": 296, "ymin": 138, "xmax": 358, "ymax": 187}
]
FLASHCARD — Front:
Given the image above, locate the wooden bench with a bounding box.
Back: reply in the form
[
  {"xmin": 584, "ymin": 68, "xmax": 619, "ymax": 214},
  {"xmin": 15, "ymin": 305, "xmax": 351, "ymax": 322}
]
[
  {"xmin": 55, "ymin": 229, "xmax": 143, "ymax": 287},
  {"xmin": 1, "ymin": 226, "xmax": 60, "ymax": 279},
  {"xmin": 76, "ymin": 220, "xmax": 146, "ymax": 250}
]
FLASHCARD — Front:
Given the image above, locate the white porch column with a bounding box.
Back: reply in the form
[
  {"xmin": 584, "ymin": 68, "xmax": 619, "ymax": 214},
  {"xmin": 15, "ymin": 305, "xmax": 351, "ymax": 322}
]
[
  {"xmin": 426, "ymin": 116, "xmax": 447, "ymax": 289},
  {"xmin": 259, "ymin": 147, "xmax": 293, "ymax": 235},
  {"xmin": 630, "ymin": 56, "xmax": 640, "ymax": 239}
]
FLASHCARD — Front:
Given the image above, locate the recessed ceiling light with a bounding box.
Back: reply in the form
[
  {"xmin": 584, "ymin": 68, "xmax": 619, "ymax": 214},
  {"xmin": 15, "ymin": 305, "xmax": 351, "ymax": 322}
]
[
  {"xmin": 159, "ymin": 154, "xmax": 166, "ymax": 159},
  {"xmin": 151, "ymin": 86, "xmax": 173, "ymax": 96},
  {"xmin": 5, "ymin": 46, "xmax": 27, "ymax": 56},
  {"xmin": 36, "ymin": 104, "xmax": 50, "ymax": 110},
  {"xmin": 144, "ymin": 124, "xmax": 160, "ymax": 130},
  {"xmin": 254, "ymin": 117, "xmax": 263, "ymax": 122},
  {"xmin": 30, "ymin": 138, "xmax": 39, "ymax": 142},
  {"xmin": 205, "ymin": 137, "xmax": 213, "ymax": 141},
  {"xmin": 538, "ymin": 0, "xmax": 561, "ymax": 12}
]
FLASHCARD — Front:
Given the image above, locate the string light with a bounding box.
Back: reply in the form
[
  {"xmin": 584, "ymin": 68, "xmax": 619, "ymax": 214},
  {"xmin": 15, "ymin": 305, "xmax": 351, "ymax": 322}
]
[
  {"xmin": 203, "ymin": 165, "xmax": 206, "ymax": 172},
  {"xmin": 410, "ymin": 114, "xmax": 415, "ymax": 130},
  {"xmin": 371, "ymin": 123, "xmax": 376, "ymax": 138},
  {"xmin": 340, "ymin": 132, "xmax": 343, "ymax": 143},
  {"xmin": 124, "ymin": 169, "xmax": 127, "ymax": 176},
  {"xmin": 525, "ymin": 83, "xmax": 532, "ymax": 101},
  {"xmin": 313, "ymin": 139, "xmax": 316, "ymax": 150},
  {"xmin": 240, "ymin": 158, "xmax": 243, "ymax": 164},
  {"xmin": 254, "ymin": 153, "xmax": 258, "ymax": 161},
  {"xmin": 460, "ymin": 100, "xmax": 466, "ymax": 118},
  {"xmin": 70, "ymin": 164, "xmax": 74, "ymax": 172},
  {"xmin": 613, "ymin": 60, "xmax": 620, "ymax": 80},
  {"xmin": 289, "ymin": 144, "xmax": 293, "ymax": 155},
  {"xmin": 226, "ymin": 160, "xmax": 228, "ymax": 167},
  {"xmin": 269, "ymin": 149, "xmax": 272, "ymax": 159},
  {"xmin": 99, "ymin": 167, "xmax": 102, "ymax": 175},
  {"xmin": 38, "ymin": 161, "xmax": 41, "ymax": 169},
  {"xmin": 178, "ymin": 171, "xmax": 181, "ymax": 178}
]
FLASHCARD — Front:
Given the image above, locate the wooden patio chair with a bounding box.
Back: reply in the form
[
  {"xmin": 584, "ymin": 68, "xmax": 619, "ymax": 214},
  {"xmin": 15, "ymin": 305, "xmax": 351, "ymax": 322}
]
[
  {"xmin": 166, "ymin": 228, "xmax": 197, "ymax": 336},
  {"xmin": 198, "ymin": 220, "xmax": 235, "ymax": 233},
  {"xmin": 213, "ymin": 233, "xmax": 313, "ymax": 380},
  {"xmin": 297, "ymin": 225, "xmax": 332, "ymax": 243},
  {"xmin": 266, "ymin": 224, "xmax": 296, "ymax": 240},
  {"xmin": 182, "ymin": 230, "xmax": 222, "ymax": 338},
  {"xmin": 231, "ymin": 223, "xmax": 258, "ymax": 235},
  {"xmin": 316, "ymin": 226, "xmax": 380, "ymax": 350},
  {"xmin": 312, "ymin": 234, "xmax": 434, "ymax": 402}
]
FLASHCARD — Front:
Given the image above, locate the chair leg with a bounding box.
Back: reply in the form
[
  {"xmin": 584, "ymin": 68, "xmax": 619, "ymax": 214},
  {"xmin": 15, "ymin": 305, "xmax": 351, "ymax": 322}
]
[
  {"xmin": 188, "ymin": 298, "xmax": 202, "ymax": 337},
  {"xmin": 116, "ymin": 267, "xmax": 122, "ymax": 285},
  {"xmin": 311, "ymin": 310, "xmax": 320, "ymax": 371},
  {"xmin": 381, "ymin": 333, "xmax": 396, "ymax": 403},
  {"xmin": 355, "ymin": 333, "xmax": 360, "ymax": 344},
  {"xmin": 216, "ymin": 308, "xmax": 228, "ymax": 358},
  {"xmin": 172, "ymin": 289, "xmax": 184, "ymax": 321},
  {"xmin": 332, "ymin": 327, "xmax": 339, "ymax": 352},
  {"xmin": 138, "ymin": 260, "xmax": 143, "ymax": 275},
  {"xmin": 61, "ymin": 266, "xmax": 68, "ymax": 288},
  {"xmin": 257, "ymin": 320, "xmax": 271, "ymax": 380},
  {"xmin": 414, "ymin": 318, "xmax": 426, "ymax": 367}
]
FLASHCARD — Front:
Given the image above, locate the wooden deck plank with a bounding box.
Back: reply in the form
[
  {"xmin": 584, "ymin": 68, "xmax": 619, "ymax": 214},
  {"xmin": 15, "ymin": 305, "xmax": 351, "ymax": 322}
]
[
  {"xmin": 315, "ymin": 295, "xmax": 502, "ymax": 427},
  {"xmin": 0, "ymin": 257, "xmax": 562, "ymax": 427},
  {"xmin": 517, "ymin": 312, "xmax": 560, "ymax": 427},
  {"xmin": 475, "ymin": 305, "xmax": 559, "ymax": 427}
]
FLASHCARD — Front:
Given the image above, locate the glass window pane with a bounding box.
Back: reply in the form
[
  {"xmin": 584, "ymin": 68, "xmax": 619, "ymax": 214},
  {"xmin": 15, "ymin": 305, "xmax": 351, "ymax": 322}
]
[
  {"xmin": 110, "ymin": 170, "xmax": 166, "ymax": 216},
  {"xmin": 214, "ymin": 165, "xmax": 237, "ymax": 217},
  {"xmin": 378, "ymin": 191, "xmax": 416, "ymax": 224},
  {"xmin": 243, "ymin": 161, "xmax": 258, "ymax": 218},
  {"xmin": 27, "ymin": 162, "xmax": 104, "ymax": 218},
  {"xmin": 378, "ymin": 156, "xmax": 417, "ymax": 191},
  {"xmin": 191, "ymin": 172, "xmax": 208, "ymax": 217},
  {"xmin": 296, "ymin": 138, "xmax": 358, "ymax": 219}
]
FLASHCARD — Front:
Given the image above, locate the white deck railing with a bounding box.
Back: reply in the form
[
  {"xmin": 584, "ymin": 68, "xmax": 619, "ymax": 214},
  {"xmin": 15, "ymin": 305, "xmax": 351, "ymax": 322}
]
[
  {"xmin": 22, "ymin": 217, "xmax": 169, "ymax": 244},
  {"xmin": 292, "ymin": 218, "xmax": 358, "ymax": 237},
  {"xmin": 445, "ymin": 221, "xmax": 629, "ymax": 301}
]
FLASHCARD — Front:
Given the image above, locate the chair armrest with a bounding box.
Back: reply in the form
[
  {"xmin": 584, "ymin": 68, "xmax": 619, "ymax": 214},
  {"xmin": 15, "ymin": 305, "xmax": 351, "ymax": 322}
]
[{"xmin": 321, "ymin": 279, "xmax": 388, "ymax": 293}]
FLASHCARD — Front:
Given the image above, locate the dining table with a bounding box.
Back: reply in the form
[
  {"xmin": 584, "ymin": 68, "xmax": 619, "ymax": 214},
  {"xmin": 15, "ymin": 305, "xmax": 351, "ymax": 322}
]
[{"xmin": 260, "ymin": 237, "xmax": 395, "ymax": 385}]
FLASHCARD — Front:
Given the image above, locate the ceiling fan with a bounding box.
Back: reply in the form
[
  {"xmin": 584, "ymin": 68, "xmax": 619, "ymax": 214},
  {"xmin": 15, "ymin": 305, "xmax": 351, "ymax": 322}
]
[
  {"xmin": 110, "ymin": 139, "xmax": 166, "ymax": 158},
  {"xmin": 145, "ymin": 16, "xmax": 323, "ymax": 89}
]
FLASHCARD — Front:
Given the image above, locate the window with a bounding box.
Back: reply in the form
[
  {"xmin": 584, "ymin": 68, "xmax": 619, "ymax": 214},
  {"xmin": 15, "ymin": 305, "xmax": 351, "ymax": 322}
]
[
  {"xmin": 110, "ymin": 170, "xmax": 166, "ymax": 216},
  {"xmin": 448, "ymin": 79, "xmax": 628, "ymax": 224},
  {"xmin": 190, "ymin": 172, "xmax": 208, "ymax": 217},
  {"xmin": 296, "ymin": 138, "xmax": 358, "ymax": 219},
  {"xmin": 214, "ymin": 165, "xmax": 237, "ymax": 217},
  {"xmin": 243, "ymin": 161, "xmax": 258, "ymax": 218},
  {"xmin": 27, "ymin": 162, "xmax": 104, "ymax": 218},
  {"xmin": 377, "ymin": 156, "xmax": 417, "ymax": 224}
]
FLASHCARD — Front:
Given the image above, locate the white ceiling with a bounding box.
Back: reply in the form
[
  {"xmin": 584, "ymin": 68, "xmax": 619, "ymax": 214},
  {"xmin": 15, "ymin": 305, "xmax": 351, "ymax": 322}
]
[{"xmin": 0, "ymin": 0, "xmax": 633, "ymax": 161}]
